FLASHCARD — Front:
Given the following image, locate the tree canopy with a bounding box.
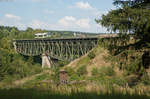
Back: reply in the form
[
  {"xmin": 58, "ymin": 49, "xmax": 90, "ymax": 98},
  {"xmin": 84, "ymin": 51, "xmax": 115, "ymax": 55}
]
[
  {"xmin": 96, "ymin": 0, "xmax": 150, "ymax": 43},
  {"xmin": 113, "ymin": 0, "xmax": 150, "ymax": 7}
]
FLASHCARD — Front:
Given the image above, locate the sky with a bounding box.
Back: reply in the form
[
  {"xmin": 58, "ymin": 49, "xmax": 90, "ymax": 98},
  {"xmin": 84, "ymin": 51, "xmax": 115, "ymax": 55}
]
[{"xmin": 0, "ymin": 0, "xmax": 116, "ymax": 33}]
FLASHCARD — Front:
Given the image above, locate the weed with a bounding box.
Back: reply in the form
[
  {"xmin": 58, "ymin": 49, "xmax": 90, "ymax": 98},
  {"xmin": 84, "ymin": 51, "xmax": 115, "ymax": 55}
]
[{"xmin": 77, "ymin": 65, "xmax": 87, "ymax": 76}]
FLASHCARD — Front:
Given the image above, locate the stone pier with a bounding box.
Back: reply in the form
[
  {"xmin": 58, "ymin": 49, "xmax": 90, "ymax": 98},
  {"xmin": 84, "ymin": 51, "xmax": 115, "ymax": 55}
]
[
  {"xmin": 13, "ymin": 41, "xmax": 17, "ymax": 52},
  {"xmin": 42, "ymin": 53, "xmax": 51, "ymax": 68}
]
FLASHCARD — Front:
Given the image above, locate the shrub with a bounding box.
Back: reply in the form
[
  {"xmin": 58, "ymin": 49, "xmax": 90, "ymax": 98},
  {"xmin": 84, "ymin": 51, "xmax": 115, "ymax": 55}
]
[
  {"xmin": 34, "ymin": 74, "xmax": 48, "ymax": 82},
  {"xmin": 51, "ymin": 67, "xmax": 60, "ymax": 82},
  {"xmin": 69, "ymin": 74, "xmax": 80, "ymax": 81},
  {"xmin": 88, "ymin": 51, "xmax": 96, "ymax": 59},
  {"xmin": 141, "ymin": 73, "xmax": 150, "ymax": 85},
  {"xmin": 77, "ymin": 65, "xmax": 87, "ymax": 76},
  {"xmin": 125, "ymin": 58, "xmax": 142, "ymax": 75},
  {"xmin": 98, "ymin": 38, "xmax": 110, "ymax": 49},
  {"xmin": 31, "ymin": 64, "xmax": 42, "ymax": 74},
  {"xmin": 112, "ymin": 77, "xmax": 127, "ymax": 87},
  {"xmin": 58, "ymin": 61, "xmax": 68, "ymax": 67},
  {"xmin": 91, "ymin": 67, "xmax": 99, "ymax": 76},
  {"xmin": 100, "ymin": 66, "xmax": 115, "ymax": 76},
  {"xmin": 126, "ymin": 75, "xmax": 139, "ymax": 87},
  {"xmin": 65, "ymin": 67, "xmax": 75, "ymax": 76}
]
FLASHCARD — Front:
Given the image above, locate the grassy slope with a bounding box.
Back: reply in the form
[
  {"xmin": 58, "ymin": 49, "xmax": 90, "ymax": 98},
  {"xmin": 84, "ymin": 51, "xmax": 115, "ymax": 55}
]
[{"xmin": 65, "ymin": 45, "xmax": 114, "ymax": 76}]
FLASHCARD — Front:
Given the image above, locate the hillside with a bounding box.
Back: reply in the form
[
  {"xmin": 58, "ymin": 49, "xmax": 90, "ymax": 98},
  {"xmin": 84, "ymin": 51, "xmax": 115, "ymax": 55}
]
[
  {"xmin": 65, "ymin": 46, "xmax": 111, "ymax": 76},
  {"xmin": 61, "ymin": 37, "xmax": 150, "ymax": 88}
]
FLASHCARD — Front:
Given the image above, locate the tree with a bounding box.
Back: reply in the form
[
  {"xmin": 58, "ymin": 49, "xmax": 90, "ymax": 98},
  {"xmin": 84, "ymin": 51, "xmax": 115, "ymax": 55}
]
[
  {"xmin": 9, "ymin": 27, "xmax": 19, "ymax": 39},
  {"xmin": 96, "ymin": 0, "xmax": 150, "ymax": 43},
  {"xmin": 113, "ymin": 0, "xmax": 150, "ymax": 7},
  {"xmin": 26, "ymin": 27, "xmax": 34, "ymax": 33}
]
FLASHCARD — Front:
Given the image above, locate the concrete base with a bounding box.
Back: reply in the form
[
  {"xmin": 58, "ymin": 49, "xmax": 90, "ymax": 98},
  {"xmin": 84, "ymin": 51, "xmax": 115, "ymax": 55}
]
[{"xmin": 42, "ymin": 53, "xmax": 51, "ymax": 68}]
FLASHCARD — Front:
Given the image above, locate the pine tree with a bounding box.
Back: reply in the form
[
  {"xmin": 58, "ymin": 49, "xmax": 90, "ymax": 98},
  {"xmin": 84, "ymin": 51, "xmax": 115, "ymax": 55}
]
[{"xmin": 96, "ymin": 0, "xmax": 150, "ymax": 43}]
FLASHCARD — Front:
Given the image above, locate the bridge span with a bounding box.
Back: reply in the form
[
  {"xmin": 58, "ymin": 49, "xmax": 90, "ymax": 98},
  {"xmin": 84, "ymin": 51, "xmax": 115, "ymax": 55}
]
[{"xmin": 13, "ymin": 37, "xmax": 98, "ymax": 68}]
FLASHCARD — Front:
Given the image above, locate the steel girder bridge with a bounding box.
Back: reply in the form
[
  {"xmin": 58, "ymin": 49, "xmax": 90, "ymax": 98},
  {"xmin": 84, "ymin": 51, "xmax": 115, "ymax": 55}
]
[{"xmin": 13, "ymin": 37, "xmax": 98, "ymax": 68}]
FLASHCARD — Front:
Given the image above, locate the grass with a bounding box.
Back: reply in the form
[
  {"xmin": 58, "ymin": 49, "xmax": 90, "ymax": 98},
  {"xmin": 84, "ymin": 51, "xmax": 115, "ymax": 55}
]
[
  {"xmin": 1, "ymin": 76, "xmax": 149, "ymax": 99},
  {"xmin": 76, "ymin": 57, "xmax": 90, "ymax": 67},
  {"xmin": 0, "ymin": 83, "xmax": 150, "ymax": 99}
]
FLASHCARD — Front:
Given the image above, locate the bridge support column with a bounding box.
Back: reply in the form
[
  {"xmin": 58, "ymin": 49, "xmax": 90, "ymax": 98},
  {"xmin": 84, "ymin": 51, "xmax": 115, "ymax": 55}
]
[
  {"xmin": 13, "ymin": 41, "xmax": 17, "ymax": 52},
  {"xmin": 42, "ymin": 53, "xmax": 51, "ymax": 68}
]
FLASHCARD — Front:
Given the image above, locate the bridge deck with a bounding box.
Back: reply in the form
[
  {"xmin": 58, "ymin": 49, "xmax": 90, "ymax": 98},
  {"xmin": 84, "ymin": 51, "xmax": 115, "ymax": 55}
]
[{"xmin": 14, "ymin": 37, "xmax": 98, "ymax": 42}]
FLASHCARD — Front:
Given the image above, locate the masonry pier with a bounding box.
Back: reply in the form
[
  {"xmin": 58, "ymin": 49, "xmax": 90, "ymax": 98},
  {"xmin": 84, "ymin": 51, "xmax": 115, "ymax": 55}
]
[{"xmin": 42, "ymin": 53, "xmax": 51, "ymax": 68}]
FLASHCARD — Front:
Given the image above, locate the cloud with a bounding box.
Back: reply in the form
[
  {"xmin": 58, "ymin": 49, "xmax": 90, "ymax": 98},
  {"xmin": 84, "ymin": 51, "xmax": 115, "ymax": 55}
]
[
  {"xmin": 44, "ymin": 9, "xmax": 54, "ymax": 14},
  {"xmin": 28, "ymin": 19, "xmax": 61, "ymax": 30},
  {"xmin": 0, "ymin": 13, "xmax": 25, "ymax": 29},
  {"xmin": 59, "ymin": 19, "xmax": 69, "ymax": 27},
  {"xmin": 58, "ymin": 16, "xmax": 90, "ymax": 29},
  {"xmin": 58, "ymin": 16, "xmax": 76, "ymax": 27},
  {"xmin": 5, "ymin": 13, "xmax": 21, "ymax": 20},
  {"xmin": 30, "ymin": 16, "xmax": 90, "ymax": 31},
  {"xmin": 64, "ymin": 16, "xmax": 76, "ymax": 21},
  {"xmin": 76, "ymin": 18, "xmax": 90, "ymax": 28},
  {"xmin": 75, "ymin": 1, "xmax": 93, "ymax": 10},
  {"xmin": 69, "ymin": 2, "xmax": 103, "ymax": 17}
]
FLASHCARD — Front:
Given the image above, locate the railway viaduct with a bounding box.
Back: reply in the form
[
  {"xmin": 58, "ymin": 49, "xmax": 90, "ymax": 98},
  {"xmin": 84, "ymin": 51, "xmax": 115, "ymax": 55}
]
[{"xmin": 13, "ymin": 37, "xmax": 98, "ymax": 68}]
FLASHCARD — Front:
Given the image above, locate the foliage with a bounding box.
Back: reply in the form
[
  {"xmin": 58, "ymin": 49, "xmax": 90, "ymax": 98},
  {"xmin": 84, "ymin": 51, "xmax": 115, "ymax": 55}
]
[
  {"xmin": 96, "ymin": 1, "xmax": 150, "ymax": 82},
  {"xmin": 65, "ymin": 67, "xmax": 75, "ymax": 76},
  {"xmin": 113, "ymin": 0, "xmax": 150, "ymax": 7},
  {"xmin": 96, "ymin": 1, "xmax": 150, "ymax": 43},
  {"xmin": 112, "ymin": 77, "xmax": 127, "ymax": 87},
  {"xmin": 57, "ymin": 61, "xmax": 69, "ymax": 67},
  {"xmin": 91, "ymin": 67, "xmax": 99, "ymax": 76},
  {"xmin": 69, "ymin": 73, "xmax": 80, "ymax": 81},
  {"xmin": 51, "ymin": 67, "xmax": 60, "ymax": 82},
  {"xmin": 88, "ymin": 50, "xmax": 96, "ymax": 59},
  {"xmin": 141, "ymin": 72, "xmax": 150, "ymax": 85},
  {"xmin": 0, "ymin": 26, "xmax": 43, "ymax": 81},
  {"xmin": 76, "ymin": 57, "xmax": 90, "ymax": 67},
  {"xmin": 34, "ymin": 73, "xmax": 48, "ymax": 82},
  {"xmin": 99, "ymin": 66, "xmax": 115, "ymax": 76},
  {"xmin": 77, "ymin": 65, "xmax": 87, "ymax": 76}
]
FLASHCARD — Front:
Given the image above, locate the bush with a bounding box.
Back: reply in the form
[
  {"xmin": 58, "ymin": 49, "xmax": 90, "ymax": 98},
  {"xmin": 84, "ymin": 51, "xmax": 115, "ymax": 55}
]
[
  {"xmin": 91, "ymin": 67, "xmax": 99, "ymax": 76},
  {"xmin": 125, "ymin": 58, "xmax": 142, "ymax": 75},
  {"xmin": 98, "ymin": 38, "xmax": 110, "ymax": 49},
  {"xmin": 77, "ymin": 65, "xmax": 87, "ymax": 76},
  {"xmin": 69, "ymin": 74, "xmax": 80, "ymax": 81},
  {"xmin": 65, "ymin": 67, "xmax": 75, "ymax": 76},
  {"xmin": 51, "ymin": 67, "xmax": 60, "ymax": 82},
  {"xmin": 141, "ymin": 73, "xmax": 150, "ymax": 85},
  {"xmin": 100, "ymin": 66, "xmax": 115, "ymax": 76},
  {"xmin": 88, "ymin": 51, "xmax": 96, "ymax": 59},
  {"xmin": 126, "ymin": 75, "xmax": 139, "ymax": 87},
  {"xmin": 58, "ymin": 61, "xmax": 68, "ymax": 67},
  {"xmin": 112, "ymin": 77, "xmax": 127, "ymax": 87},
  {"xmin": 31, "ymin": 64, "xmax": 42, "ymax": 74}
]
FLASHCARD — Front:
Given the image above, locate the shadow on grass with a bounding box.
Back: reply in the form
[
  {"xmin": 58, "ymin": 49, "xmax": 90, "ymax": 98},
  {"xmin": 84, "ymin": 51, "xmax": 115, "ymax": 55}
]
[{"xmin": 0, "ymin": 88, "xmax": 149, "ymax": 99}]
